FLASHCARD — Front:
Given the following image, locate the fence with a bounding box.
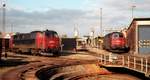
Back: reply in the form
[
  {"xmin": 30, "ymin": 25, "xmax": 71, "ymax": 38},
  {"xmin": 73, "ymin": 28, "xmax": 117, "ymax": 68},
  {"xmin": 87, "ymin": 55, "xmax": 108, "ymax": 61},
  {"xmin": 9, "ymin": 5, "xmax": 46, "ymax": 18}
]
[{"xmin": 98, "ymin": 53, "xmax": 150, "ymax": 77}]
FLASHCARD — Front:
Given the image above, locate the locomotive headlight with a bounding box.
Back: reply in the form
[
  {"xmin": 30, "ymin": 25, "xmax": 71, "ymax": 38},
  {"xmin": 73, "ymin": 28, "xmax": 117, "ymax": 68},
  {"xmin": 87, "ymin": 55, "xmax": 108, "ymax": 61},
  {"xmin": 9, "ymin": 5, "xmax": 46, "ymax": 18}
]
[{"xmin": 49, "ymin": 41, "xmax": 55, "ymax": 43}]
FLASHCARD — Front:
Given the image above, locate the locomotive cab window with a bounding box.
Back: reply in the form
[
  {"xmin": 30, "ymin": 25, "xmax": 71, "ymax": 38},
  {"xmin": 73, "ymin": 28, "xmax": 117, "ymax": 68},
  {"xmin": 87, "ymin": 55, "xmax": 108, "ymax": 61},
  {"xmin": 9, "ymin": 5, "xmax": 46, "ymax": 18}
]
[
  {"xmin": 30, "ymin": 33, "xmax": 36, "ymax": 39},
  {"xmin": 54, "ymin": 33, "xmax": 58, "ymax": 38},
  {"xmin": 112, "ymin": 33, "xmax": 119, "ymax": 39},
  {"xmin": 22, "ymin": 35, "xmax": 25, "ymax": 39},
  {"xmin": 112, "ymin": 33, "xmax": 124, "ymax": 39},
  {"xmin": 45, "ymin": 31, "xmax": 58, "ymax": 38}
]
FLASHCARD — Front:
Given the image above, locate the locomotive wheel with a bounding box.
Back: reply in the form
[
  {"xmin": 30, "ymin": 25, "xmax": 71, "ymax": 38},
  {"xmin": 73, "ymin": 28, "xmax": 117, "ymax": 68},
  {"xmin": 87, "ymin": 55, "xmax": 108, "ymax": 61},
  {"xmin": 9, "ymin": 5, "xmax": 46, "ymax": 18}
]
[
  {"xmin": 37, "ymin": 50, "xmax": 42, "ymax": 56},
  {"xmin": 30, "ymin": 49, "xmax": 38, "ymax": 56},
  {"xmin": 53, "ymin": 51, "xmax": 60, "ymax": 57},
  {"xmin": 18, "ymin": 50, "xmax": 22, "ymax": 54}
]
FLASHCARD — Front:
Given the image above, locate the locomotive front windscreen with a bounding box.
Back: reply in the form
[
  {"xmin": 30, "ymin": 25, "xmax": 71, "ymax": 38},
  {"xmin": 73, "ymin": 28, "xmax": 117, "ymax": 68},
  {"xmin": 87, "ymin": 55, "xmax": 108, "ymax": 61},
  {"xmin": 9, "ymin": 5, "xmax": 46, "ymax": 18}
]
[
  {"xmin": 45, "ymin": 31, "xmax": 58, "ymax": 38},
  {"xmin": 112, "ymin": 33, "xmax": 123, "ymax": 39}
]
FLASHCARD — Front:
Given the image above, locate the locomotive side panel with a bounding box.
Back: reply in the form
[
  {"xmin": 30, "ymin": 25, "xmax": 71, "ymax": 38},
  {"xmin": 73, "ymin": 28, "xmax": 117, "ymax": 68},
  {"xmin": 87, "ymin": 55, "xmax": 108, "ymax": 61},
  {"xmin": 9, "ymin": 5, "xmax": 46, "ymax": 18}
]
[
  {"xmin": 36, "ymin": 32, "xmax": 44, "ymax": 49},
  {"xmin": 13, "ymin": 34, "xmax": 36, "ymax": 48},
  {"xmin": 11, "ymin": 33, "xmax": 37, "ymax": 53},
  {"xmin": 10, "ymin": 30, "xmax": 61, "ymax": 55}
]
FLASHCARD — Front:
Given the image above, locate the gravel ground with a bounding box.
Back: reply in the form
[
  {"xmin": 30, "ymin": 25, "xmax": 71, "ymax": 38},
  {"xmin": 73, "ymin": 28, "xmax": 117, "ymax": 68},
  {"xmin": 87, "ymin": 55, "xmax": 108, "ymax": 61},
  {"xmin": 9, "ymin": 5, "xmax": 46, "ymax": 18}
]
[
  {"xmin": 60, "ymin": 53, "xmax": 98, "ymax": 60},
  {"xmin": 79, "ymin": 74, "xmax": 140, "ymax": 80},
  {"xmin": 0, "ymin": 51, "xmax": 142, "ymax": 80}
]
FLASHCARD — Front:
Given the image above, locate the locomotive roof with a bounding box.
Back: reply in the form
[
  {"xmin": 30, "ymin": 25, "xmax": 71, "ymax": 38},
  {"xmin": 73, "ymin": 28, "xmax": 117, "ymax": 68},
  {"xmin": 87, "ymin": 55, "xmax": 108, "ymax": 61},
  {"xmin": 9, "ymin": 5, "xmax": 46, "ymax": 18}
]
[
  {"xmin": 44, "ymin": 30, "xmax": 57, "ymax": 32},
  {"xmin": 31, "ymin": 30, "xmax": 57, "ymax": 33},
  {"xmin": 31, "ymin": 31, "xmax": 42, "ymax": 33},
  {"xmin": 14, "ymin": 30, "xmax": 57, "ymax": 36},
  {"xmin": 108, "ymin": 32, "xmax": 122, "ymax": 35},
  {"xmin": 13, "ymin": 33, "xmax": 30, "ymax": 36},
  {"xmin": 104, "ymin": 32, "xmax": 122, "ymax": 37}
]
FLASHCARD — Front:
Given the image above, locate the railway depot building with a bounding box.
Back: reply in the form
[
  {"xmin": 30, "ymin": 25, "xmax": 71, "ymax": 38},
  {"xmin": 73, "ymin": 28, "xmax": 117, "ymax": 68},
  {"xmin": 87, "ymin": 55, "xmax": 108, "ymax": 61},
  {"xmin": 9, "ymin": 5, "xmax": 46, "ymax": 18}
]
[{"xmin": 127, "ymin": 18, "xmax": 150, "ymax": 55}]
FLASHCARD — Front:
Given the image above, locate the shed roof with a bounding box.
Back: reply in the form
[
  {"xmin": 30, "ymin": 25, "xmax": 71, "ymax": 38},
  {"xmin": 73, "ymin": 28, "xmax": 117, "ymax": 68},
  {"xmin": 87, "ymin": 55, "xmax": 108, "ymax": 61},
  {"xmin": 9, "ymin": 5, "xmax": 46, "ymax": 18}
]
[
  {"xmin": 128, "ymin": 18, "xmax": 150, "ymax": 30},
  {"xmin": 133, "ymin": 18, "xmax": 150, "ymax": 21}
]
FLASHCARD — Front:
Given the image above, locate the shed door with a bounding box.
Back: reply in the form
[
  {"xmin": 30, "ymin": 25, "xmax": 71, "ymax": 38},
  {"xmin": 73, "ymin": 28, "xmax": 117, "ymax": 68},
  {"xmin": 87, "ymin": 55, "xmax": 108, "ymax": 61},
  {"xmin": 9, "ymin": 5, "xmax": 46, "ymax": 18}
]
[{"xmin": 138, "ymin": 25, "xmax": 150, "ymax": 54}]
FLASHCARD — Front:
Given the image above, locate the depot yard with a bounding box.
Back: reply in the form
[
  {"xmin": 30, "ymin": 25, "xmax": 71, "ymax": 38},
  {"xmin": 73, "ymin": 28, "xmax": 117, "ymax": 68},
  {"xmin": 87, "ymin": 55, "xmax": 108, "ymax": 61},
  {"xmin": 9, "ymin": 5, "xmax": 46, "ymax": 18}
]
[{"xmin": 0, "ymin": 50, "xmax": 146, "ymax": 80}]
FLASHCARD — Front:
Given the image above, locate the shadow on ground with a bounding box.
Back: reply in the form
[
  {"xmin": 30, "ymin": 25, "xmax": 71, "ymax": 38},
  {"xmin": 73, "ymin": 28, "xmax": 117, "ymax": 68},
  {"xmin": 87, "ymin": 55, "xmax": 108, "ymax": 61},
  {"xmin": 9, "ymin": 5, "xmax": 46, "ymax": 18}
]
[
  {"xmin": 104, "ymin": 67, "xmax": 150, "ymax": 80},
  {"xmin": 0, "ymin": 59, "xmax": 29, "ymax": 67},
  {"xmin": 60, "ymin": 50, "xmax": 89, "ymax": 56}
]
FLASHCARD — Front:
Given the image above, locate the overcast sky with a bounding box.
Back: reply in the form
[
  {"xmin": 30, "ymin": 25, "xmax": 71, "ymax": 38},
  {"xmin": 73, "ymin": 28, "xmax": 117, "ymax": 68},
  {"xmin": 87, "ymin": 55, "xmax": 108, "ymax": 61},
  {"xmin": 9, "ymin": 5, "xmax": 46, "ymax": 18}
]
[{"xmin": 0, "ymin": 0, "xmax": 150, "ymax": 37}]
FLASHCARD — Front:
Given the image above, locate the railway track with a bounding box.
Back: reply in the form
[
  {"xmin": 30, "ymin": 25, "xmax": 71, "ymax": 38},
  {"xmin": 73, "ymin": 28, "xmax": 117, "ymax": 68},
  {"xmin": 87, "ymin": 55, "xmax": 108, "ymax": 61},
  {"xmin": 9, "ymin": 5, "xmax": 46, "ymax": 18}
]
[
  {"xmin": 36, "ymin": 63, "xmax": 141, "ymax": 80},
  {"xmin": 0, "ymin": 50, "xmax": 148, "ymax": 80},
  {"xmin": 0, "ymin": 53, "xmax": 99, "ymax": 80},
  {"xmin": 1, "ymin": 61, "xmax": 45, "ymax": 80},
  {"xmin": 36, "ymin": 64, "xmax": 111, "ymax": 80}
]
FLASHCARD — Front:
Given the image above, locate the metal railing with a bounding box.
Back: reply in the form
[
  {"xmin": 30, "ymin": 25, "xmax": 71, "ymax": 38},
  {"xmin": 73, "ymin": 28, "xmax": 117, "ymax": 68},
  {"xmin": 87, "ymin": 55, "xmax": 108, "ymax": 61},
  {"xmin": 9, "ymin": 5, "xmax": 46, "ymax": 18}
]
[{"xmin": 98, "ymin": 53, "xmax": 150, "ymax": 77}]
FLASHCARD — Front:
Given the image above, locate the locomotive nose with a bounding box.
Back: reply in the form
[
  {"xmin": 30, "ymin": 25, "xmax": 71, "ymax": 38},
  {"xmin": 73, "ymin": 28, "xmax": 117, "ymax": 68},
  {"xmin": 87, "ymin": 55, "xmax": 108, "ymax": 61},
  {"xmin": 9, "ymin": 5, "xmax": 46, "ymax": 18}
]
[
  {"xmin": 48, "ymin": 40, "xmax": 56, "ymax": 48},
  {"xmin": 49, "ymin": 40, "xmax": 55, "ymax": 44},
  {"xmin": 48, "ymin": 39, "xmax": 59, "ymax": 47}
]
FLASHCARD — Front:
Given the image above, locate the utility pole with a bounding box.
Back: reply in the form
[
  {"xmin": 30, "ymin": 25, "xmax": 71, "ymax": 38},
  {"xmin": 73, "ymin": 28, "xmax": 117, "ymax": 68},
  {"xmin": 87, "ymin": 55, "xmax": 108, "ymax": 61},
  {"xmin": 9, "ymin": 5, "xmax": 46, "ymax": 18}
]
[
  {"xmin": 100, "ymin": 8, "xmax": 103, "ymax": 37},
  {"xmin": 0, "ymin": 0, "xmax": 6, "ymax": 60},
  {"xmin": 99, "ymin": 8, "xmax": 103, "ymax": 49},
  {"xmin": 131, "ymin": 5, "xmax": 136, "ymax": 19},
  {"xmin": 11, "ymin": 24, "xmax": 13, "ymax": 33},
  {"xmin": 131, "ymin": 0, "xmax": 136, "ymax": 19}
]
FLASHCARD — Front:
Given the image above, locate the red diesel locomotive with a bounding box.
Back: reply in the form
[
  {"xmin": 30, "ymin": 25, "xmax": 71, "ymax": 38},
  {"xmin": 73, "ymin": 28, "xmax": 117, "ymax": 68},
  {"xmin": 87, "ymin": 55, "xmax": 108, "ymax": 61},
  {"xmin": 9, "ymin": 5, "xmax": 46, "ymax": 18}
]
[
  {"xmin": 103, "ymin": 32, "xmax": 129, "ymax": 52},
  {"xmin": 10, "ymin": 30, "xmax": 61, "ymax": 56}
]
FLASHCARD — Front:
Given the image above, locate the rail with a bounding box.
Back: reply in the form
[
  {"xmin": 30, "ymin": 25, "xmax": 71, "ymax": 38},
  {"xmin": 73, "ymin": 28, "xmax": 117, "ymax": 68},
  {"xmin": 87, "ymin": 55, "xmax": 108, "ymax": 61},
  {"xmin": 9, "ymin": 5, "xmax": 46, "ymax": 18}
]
[{"xmin": 97, "ymin": 53, "xmax": 150, "ymax": 77}]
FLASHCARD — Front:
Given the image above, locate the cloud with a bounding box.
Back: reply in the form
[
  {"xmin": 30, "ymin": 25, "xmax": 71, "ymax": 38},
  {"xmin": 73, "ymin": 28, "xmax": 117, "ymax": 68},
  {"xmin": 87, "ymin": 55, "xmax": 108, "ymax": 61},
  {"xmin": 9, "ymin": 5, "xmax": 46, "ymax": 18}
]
[
  {"xmin": 1, "ymin": 0, "xmax": 150, "ymax": 37},
  {"xmin": 3, "ymin": 8, "xmax": 96, "ymax": 37},
  {"xmin": 85, "ymin": 0, "xmax": 150, "ymax": 24}
]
